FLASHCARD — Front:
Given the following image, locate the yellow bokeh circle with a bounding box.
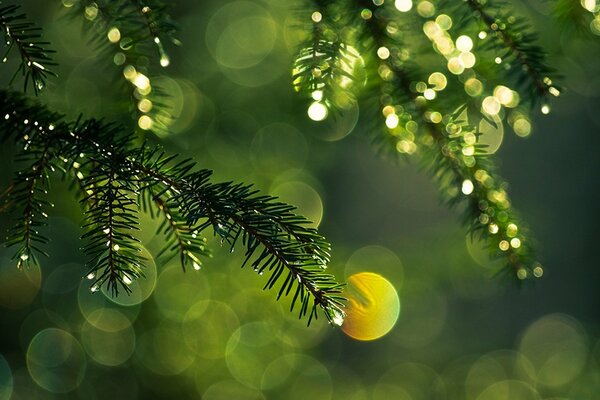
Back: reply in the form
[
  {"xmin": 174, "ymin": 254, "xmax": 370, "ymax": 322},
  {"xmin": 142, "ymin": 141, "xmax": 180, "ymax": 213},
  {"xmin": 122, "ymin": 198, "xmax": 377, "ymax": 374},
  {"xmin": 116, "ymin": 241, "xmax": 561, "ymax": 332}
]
[{"xmin": 341, "ymin": 272, "xmax": 400, "ymax": 341}]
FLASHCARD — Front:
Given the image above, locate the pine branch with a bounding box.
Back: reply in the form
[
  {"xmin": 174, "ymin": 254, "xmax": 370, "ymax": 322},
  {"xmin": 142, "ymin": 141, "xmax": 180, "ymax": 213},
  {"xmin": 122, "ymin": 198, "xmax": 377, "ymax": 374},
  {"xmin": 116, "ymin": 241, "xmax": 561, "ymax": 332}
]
[
  {"xmin": 65, "ymin": 0, "xmax": 178, "ymax": 133},
  {"xmin": 293, "ymin": 0, "xmax": 544, "ymax": 280},
  {"xmin": 292, "ymin": 5, "xmax": 361, "ymax": 116},
  {"xmin": 0, "ymin": 89, "xmax": 346, "ymax": 325},
  {"xmin": 462, "ymin": 0, "xmax": 560, "ymax": 104},
  {"xmin": 0, "ymin": 3, "xmax": 57, "ymax": 94},
  {"xmin": 2, "ymin": 141, "xmax": 53, "ymax": 269},
  {"xmin": 145, "ymin": 186, "xmax": 210, "ymax": 272}
]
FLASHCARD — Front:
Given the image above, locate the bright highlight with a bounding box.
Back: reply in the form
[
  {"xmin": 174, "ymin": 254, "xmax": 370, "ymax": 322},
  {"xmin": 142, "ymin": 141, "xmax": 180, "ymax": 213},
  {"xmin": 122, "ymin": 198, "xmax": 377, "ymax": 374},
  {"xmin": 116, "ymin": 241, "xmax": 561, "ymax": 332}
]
[{"xmin": 341, "ymin": 272, "xmax": 400, "ymax": 341}]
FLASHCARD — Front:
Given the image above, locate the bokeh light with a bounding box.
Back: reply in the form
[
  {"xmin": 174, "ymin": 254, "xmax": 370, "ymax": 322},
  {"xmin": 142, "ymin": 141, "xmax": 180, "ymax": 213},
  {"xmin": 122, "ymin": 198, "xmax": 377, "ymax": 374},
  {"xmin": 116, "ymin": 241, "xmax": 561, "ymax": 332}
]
[
  {"xmin": 518, "ymin": 314, "xmax": 588, "ymax": 387},
  {"xmin": 341, "ymin": 272, "xmax": 400, "ymax": 341},
  {"xmin": 26, "ymin": 328, "xmax": 86, "ymax": 393}
]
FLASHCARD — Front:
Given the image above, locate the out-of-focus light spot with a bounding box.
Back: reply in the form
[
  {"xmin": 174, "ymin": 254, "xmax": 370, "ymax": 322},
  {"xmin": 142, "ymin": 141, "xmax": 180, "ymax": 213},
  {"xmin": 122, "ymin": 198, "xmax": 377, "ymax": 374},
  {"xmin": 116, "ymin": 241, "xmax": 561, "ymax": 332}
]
[
  {"xmin": 436, "ymin": 36, "xmax": 455, "ymax": 55},
  {"xmin": 138, "ymin": 98, "xmax": 153, "ymax": 113},
  {"xmin": 517, "ymin": 267, "xmax": 528, "ymax": 279},
  {"xmin": 423, "ymin": 88, "xmax": 436, "ymax": 100},
  {"xmin": 462, "ymin": 179, "xmax": 474, "ymax": 195},
  {"xmin": 382, "ymin": 105, "xmax": 395, "ymax": 116},
  {"xmin": 361, "ymin": 8, "xmax": 373, "ymax": 20},
  {"xmin": 456, "ymin": 35, "xmax": 473, "ymax": 52},
  {"xmin": 113, "ymin": 52, "xmax": 126, "ymax": 65},
  {"xmin": 430, "ymin": 111, "xmax": 442, "ymax": 123},
  {"xmin": 462, "ymin": 145, "xmax": 475, "ymax": 156},
  {"xmin": 489, "ymin": 223, "xmax": 499, "ymax": 234},
  {"xmin": 541, "ymin": 104, "xmax": 550, "ymax": 114},
  {"xmin": 395, "ymin": 0, "xmax": 413, "ymax": 12},
  {"xmin": 436, "ymin": 14, "xmax": 453, "ymax": 30},
  {"xmin": 499, "ymin": 240, "xmax": 510, "ymax": 251},
  {"xmin": 459, "ymin": 51, "xmax": 476, "ymax": 68},
  {"xmin": 582, "ymin": 0, "xmax": 597, "ymax": 12},
  {"xmin": 386, "ymin": 113, "xmax": 400, "ymax": 129},
  {"xmin": 416, "ymin": 81, "xmax": 427, "ymax": 93},
  {"xmin": 519, "ymin": 314, "xmax": 588, "ymax": 387},
  {"xmin": 137, "ymin": 115, "xmax": 153, "ymax": 131},
  {"xmin": 311, "ymin": 11, "xmax": 322, "ymax": 23},
  {"xmin": 133, "ymin": 73, "xmax": 150, "ymax": 90},
  {"xmin": 428, "ymin": 72, "xmax": 447, "ymax": 90},
  {"xmin": 447, "ymin": 57, "xmax": 465, "ymax": 75},
  {"xmin": 311, "ymin": 90, "xmax": 323, "ymax": 101},
  {"xmin": 493, "ymin": 85, "xmax": 517, "ymax": 107},
  {"xmin": 123, "ymin": 65, "xmax": 137, "ymax": 80},
  {"xmin": 465, "ymin": 78, "xmax": 483, "ymax": 97},
  {"xmin": 160, "ymin": 55, "xmax": 170, "ymax": 67},
  {"xmin": 107, "ymin": 27, "xmax": 121, "ymax": 43},
  {"xmin": 506, "ymin": 223, "xmax": 518, "ymax": 237},
  {"xmin": 513, "ymin": 117, "xmax": 532, "ymax": 137},
  {"xmin": 84, "ymin": 4, "xmax": 98, "ymax": 20},
  {"xmin": 307, "ymin": 102, "xmax": 328, "ymax": 121},
  {"xmin": 482, "ymin": 96, "xmax": 501, "ymax": 115},
  {"xmin": 478, "ymin": 30, "xmax": 487, "ymax": 39},
  {"xmin": 417, "ymin": 1, "xmax": 435, "ymax": 17},
  {"xmin": 341, "ymin": 272, "xmax": 400, "ymax": 341},
  {"xmin": 494, "ymin": 56, "xmax": 502, "ymax": 64},
  {"xmin": 549, "ymin": 86, "xmax": 560, "ymax": 97},
  {"xmin": 81, "ymin": 311, "xmax": 135, "ymax": 366},
  {"xmin": 377, "ymin": 46, "xmax": 391, "ymax": 60},
  {"xmin": 272, "ymin": 181, "xmax": 323, "ymax": 228},
  {"xmin": 27, "ymin": 328, "xmax": 86, "ymax": 393},
  {"xmin": 533, "ymin": 263, "xmax": 544, "ymax": 277},
  {"xmin": 510, "ymin": 238, "xmax": 521, "ymax": 248}
]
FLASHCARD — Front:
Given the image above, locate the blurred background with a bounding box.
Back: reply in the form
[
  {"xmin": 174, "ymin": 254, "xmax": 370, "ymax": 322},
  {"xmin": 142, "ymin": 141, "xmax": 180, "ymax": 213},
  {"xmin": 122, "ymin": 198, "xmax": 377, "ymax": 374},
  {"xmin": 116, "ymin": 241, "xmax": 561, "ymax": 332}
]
[{"xmin": 0, "ymin": 0, "xmax": 599, "ymax": 398}]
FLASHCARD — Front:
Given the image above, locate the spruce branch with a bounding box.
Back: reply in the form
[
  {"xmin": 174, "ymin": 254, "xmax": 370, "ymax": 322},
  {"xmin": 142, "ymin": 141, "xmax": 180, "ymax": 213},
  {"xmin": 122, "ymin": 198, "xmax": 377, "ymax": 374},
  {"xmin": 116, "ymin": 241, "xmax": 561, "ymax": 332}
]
[
  {"xmin": 293, "ymin": 0, "xmax": 545, "ymax": 280},
  {"xmin": 292, "ymin": 4, "xmax": 362, "ymax": 116},
  {"xmin": 0, "ymin": 3, "xmax": 57, "ymax": 94},
  {"xmin": 0, "ymin": 89, "xmax": 345, "ymax": 325},
  {"xmin": 66, "ymin": 0, "xmax": 178, "ymax": 133},
  {"xmin": 462, "ymin": 0, "xmax": 560, "ymax": 105},
  {"xmin": 3, "ymin": 142, "xmax": 53, "ymax": 269}
]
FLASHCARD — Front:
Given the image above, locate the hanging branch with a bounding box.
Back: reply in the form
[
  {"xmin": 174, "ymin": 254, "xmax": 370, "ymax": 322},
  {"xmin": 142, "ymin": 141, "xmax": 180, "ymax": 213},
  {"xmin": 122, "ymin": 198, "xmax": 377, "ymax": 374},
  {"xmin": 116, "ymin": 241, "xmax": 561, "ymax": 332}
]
[
  {"xmin": 293, "ymin": 0, "xmax": 546, "ymax": 280},
  {"xmin": 461, "ymin": 0, "xmax": 560, "ymax": 105},
  {"xmin": 2, "ymin": 141, "xmax": 53, "ymax": 269},
  {"xmin": 65, "ymin": 0, "xmax": 178, "ymax": 133},
  {"xmin": 0, "ymin": 90, "xmax": 346, "ymax": 325},
  {"xmin": 0, "ymin": 3, "xmax": 57, "ymax": 94}
]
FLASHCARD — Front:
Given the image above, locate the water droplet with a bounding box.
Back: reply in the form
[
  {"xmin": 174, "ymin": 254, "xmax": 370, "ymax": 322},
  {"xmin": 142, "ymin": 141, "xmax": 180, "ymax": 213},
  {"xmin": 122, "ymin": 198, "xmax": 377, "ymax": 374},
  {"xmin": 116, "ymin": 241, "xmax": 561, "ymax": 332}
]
[
  {"xmin": 86, "ymin": 272, "xmax": 95, "ymax": 280},
  {"xmin": 20, "ymin": 254, "xmax": 29, "ymax": 261},
  {"xmin": 193, "ymin": 261, "xmax": 201, "ymax": 271},
  {"xmin": 331, "ymin": 308, "xmax": 345, "ymax": 326}
]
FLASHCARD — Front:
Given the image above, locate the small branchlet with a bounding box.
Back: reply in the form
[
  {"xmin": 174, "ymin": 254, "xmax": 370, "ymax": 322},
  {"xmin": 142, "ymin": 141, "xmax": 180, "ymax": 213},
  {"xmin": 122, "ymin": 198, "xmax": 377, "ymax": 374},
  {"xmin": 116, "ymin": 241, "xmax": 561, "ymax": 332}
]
[
  {"xmin": 0, "ymin": 90, "xmax": 346, "ymax": 325},
  {"xmin": 0, "ymin": 3, "xmax": 57, "ymax": 94}
]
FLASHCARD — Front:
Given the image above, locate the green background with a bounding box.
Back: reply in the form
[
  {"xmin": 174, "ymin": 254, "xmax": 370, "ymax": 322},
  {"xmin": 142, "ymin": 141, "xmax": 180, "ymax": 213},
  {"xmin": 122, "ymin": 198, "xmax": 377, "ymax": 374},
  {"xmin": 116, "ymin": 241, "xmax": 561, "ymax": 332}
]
[{"xmin": 0, "ymin": 0, "xmax": 598, "ymax": 398}]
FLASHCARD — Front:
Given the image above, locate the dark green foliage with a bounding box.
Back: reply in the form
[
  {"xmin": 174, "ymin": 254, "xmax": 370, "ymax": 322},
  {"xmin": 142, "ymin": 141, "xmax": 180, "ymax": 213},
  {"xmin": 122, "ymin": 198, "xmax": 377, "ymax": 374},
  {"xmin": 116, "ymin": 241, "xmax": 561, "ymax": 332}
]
[
  {"xmin": 293, "ymin": 0, "xmax": 553, "ymax": 280},
  {"xmin": 0, "ymin": 3, "xmax": 57, "ymax": 94},
  {"xmin": 0, "ymin": 90, "xmax": 345, "ymax": 324}
]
